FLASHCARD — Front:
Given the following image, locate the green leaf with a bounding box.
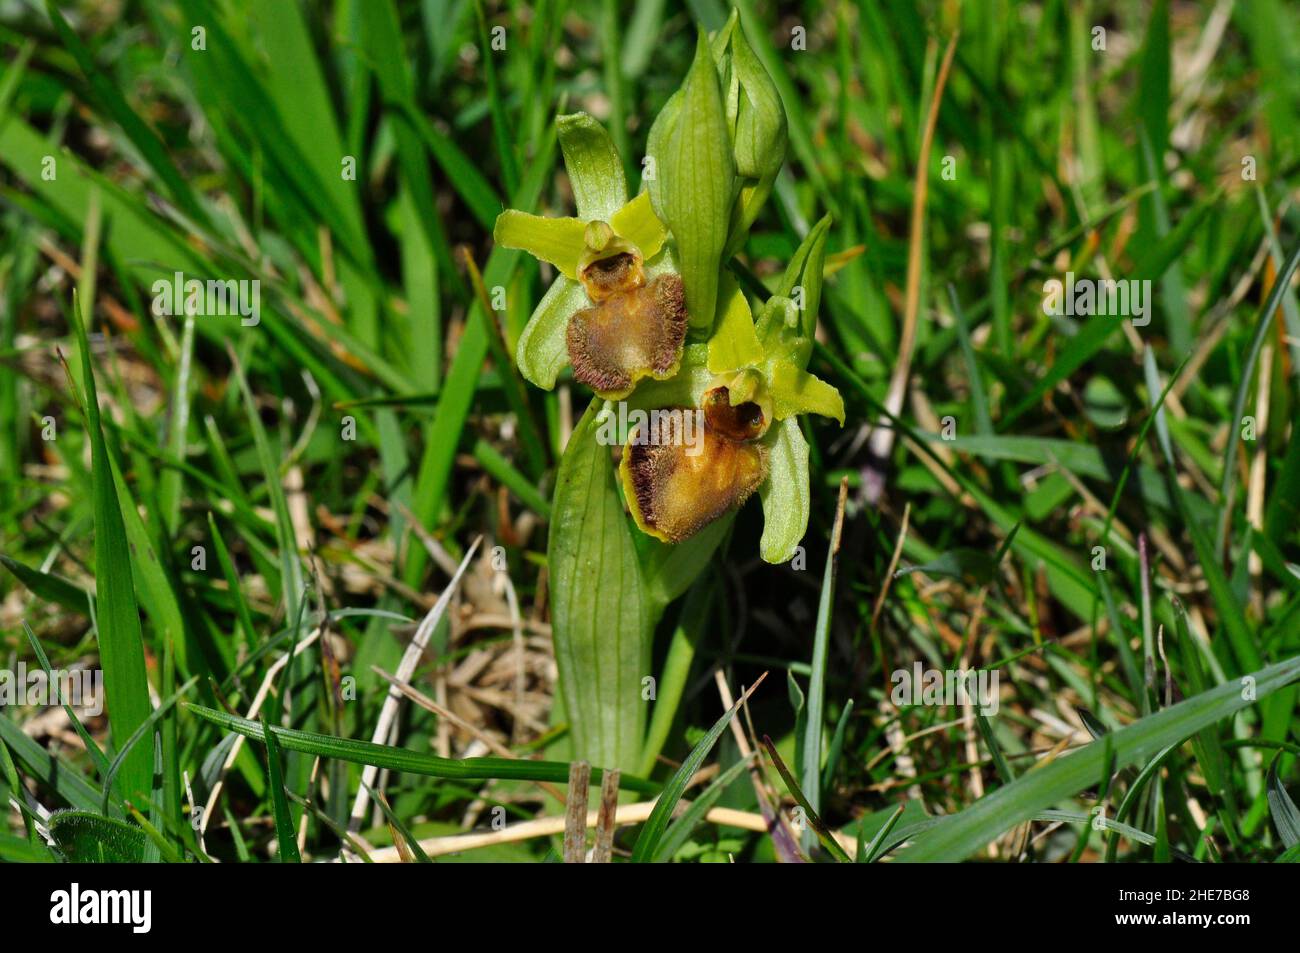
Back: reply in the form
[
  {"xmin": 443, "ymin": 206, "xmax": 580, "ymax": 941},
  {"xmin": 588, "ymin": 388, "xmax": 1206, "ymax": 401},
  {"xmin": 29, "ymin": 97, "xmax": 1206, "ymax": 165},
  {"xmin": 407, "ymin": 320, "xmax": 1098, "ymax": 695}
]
[
  {"xmin": 801, "ymin": 487, "xmax": 845, "ymax": 830},
  {"xmin": 262, "ymin": 720, "xmax": 302, "ymax": 863},
  {"xmin": 185, "ymin": 704, "xmax": 658, "ymax": 794},
  {"xmin": 0, "ymin": 554, "xmax": 89, "ymax": 614},
  {"xmin": 45, "ymin": 0, "xmax": 211, "ymax": 230},
  {"xmin": 1267, "ymin": 758, "xmax": 1300, "ymax": 848},
  {"xmin": 23, "ymin": 622, "xmax": 110, "ymax": 781},
  {"xmin": 653, "ymin": 33, "xmax": 737, "ymax": 328},
  {"xmin": 548, "ymin": 401, "xmax": 651, "ymax": 774},
  {"xmin": 641, "ymin": 515, "xmax": 732, "ymax": 610},
  {"xmin": 69, "ymin": 294, "xmax": 152, "ymax": 807},
  {"xmin": 896, "ymin": 654, "xmax": 1300, "ymax": 862},
  {"xmin": 758, "ymin": 418, "xmax": 809, "ymax": 564},
  {"xmin": 99, "ymin": 676, "xmax": 198, "ymax": 816},
  {"xmin": 1002, "ymin": 314, "xmax": 1121, "ymax": 428},
  {"xmin": 644, "ymin": 89, "xmax": 681, "ymax": 219},
  {"xmin": 515, "ymin": 276, "xmax": 587, "ymax": 389},
  {"xmin": 653, "ymin": 755, "xmax": 751, "ymax": 862},
  {"xmin": 405, "ymin": 127, "xmax": 556, "ymax": 579},
  {"xmin": 1217, "ymin": 239, "xmax": 1300, "ymax": 557},
  {"xmin": 896, "ymin": 548, "xmax": 1002, "ymax": 586},
  {"xmin": 631, "ymin": 676, "xmax": 762, "ymax": 862},
  {"xmin": 0, "ymin": 716, "xmax": 103, "ymax": 813},
  {"xmin": 48, "ymin": 810, "xmax": 146, "ymax": 863},
  {"xmin": 557, "ymin": 112, "xmax": 627, "ymax": 222}
]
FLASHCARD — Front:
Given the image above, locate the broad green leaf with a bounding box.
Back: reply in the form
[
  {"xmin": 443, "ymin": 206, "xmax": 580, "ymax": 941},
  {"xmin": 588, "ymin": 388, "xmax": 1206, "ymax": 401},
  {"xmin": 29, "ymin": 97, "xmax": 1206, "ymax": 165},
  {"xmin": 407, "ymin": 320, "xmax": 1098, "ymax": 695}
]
[
  {"xmin": 48, "ymin": 810, "xmax": 146, "ymax": 863},
  {"xmin": 758, "ymin": 418, "xmax": 809, "ymax": 564},
  {"xmin": 516, "ymin": 276, "xmax": 586, "ymax": 390},
  {"xmin": 655, "ymin": 34, "xmax": 737, "ymax": 328},
  {"xmin": 644, "ymin": 89, "xmax": 681, "ymax": 218},
  {"xmin": 493, "ymin": 211, "xmax": 587, "ymax": 278},
  {"xmin": 897, "ymin": 654, "xmax": 1300, "ymax": 861},
  {"xmin": 557, "ymin": 112, "xmax": 627, "ymax": 221},
  {"xmin": 548, "ymin": 402, "xmax": 651, "ymax": 774}
]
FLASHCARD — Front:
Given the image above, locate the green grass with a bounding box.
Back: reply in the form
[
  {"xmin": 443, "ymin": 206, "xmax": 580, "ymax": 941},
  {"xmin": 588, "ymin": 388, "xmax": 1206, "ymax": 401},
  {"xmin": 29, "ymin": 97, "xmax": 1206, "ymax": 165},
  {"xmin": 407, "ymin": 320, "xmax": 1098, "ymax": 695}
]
[{"xmin": 1, "ymin": 0, "xmax": 1299, "ymax": 864}]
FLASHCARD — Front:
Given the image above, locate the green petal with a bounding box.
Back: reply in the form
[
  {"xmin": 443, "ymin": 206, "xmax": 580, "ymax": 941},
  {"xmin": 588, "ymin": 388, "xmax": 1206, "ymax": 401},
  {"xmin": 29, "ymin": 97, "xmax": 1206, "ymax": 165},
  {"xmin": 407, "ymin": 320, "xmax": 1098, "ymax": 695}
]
[
  {"xmin": 516, "ymin": 276, "xmax": 587, "ymax": 389},
  {"xmin": 610, "ymin": 191, "xmax": 667, "ymax": 262},
  {"xmin": 759, "ymin": 417, "xmax": 810, "ymax": 564},
  {"xmin": 707, "ymin": 278, "xmax": 764, "ymax": 374},
  {"xmin": 557, "ymin": 112, "xmax": 628, "ymax": 222},
  {"xmin": 766, "ymin": 359, "xmax": 845, "ymax": 424},
  {"xmin": 494, "ymin": 211, "xmax": 586, "ymax": 278}
]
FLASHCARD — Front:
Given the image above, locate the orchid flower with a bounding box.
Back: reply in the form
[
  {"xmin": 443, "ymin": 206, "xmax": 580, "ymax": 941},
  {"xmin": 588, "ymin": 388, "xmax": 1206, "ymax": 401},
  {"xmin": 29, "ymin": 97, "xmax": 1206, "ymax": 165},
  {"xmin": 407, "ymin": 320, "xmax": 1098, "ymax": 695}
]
[{"xmin": 495, "ymin": 114, "xmax": 686, "ymax": 400}]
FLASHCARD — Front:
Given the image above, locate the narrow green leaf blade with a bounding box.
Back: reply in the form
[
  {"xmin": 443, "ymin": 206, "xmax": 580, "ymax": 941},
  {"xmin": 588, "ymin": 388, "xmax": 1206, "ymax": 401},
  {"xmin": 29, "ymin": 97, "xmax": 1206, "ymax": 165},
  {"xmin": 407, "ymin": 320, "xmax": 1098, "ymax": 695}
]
[{"xmin": 69, "ymin": 295, "xmax": 152, "ymax": 806}]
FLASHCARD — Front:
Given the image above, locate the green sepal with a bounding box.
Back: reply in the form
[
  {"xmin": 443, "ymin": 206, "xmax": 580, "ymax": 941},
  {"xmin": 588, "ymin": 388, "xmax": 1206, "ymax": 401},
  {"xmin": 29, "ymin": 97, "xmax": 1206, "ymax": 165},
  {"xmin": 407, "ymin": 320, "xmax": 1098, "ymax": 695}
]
[
  {"xmin": 557, "ymin": 112, "xmax": 628, "ymax": 221},
  {"xmin": 493, "ymin": 210, "xmax": 587, "ymax": 278},
  {"xmin": 515, "ymin": 275, "xmax": 587, "ymax": 389}
]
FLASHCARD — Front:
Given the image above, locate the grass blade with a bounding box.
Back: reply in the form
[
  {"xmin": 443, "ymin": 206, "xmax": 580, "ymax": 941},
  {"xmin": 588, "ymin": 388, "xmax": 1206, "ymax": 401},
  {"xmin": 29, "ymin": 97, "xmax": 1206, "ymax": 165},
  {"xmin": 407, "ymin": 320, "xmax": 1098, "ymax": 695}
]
[
  {"xmin": 897, "ymin": 654, "xmax": 1300, "ymax": 862},
  {"xmin": 630, "ymin": 673, "xmax": 766, "ymax": 862},
  {"xmin": 66, "ymin": 292, "xmax": 153, "ymax": 806},
  {"xmin": 185, "ymin": 704, "xmax": 658, "ymax": 795}
]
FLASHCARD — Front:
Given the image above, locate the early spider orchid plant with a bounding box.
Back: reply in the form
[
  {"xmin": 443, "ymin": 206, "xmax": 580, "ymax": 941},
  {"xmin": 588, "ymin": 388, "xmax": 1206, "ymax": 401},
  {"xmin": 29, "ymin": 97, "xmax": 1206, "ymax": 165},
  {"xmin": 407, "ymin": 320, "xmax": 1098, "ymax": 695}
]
[{"xmin": 494, "ymin": 11, "xmax": 843, "ymax": 774}]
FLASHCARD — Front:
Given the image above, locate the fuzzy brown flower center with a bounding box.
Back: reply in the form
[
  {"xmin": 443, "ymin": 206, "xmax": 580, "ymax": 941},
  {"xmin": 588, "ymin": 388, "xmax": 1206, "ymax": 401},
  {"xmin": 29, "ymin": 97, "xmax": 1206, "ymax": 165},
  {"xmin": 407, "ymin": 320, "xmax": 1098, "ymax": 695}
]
[{"xmin": 567, "ymin": 271, "xmax": 688, "ymax": 398}]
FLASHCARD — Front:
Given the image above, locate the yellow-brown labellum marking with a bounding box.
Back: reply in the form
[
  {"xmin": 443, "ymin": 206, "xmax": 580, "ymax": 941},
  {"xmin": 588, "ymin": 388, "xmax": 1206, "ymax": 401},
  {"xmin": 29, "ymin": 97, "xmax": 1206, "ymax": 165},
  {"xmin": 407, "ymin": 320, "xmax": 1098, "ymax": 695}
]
[
  {"xmin": 567, "ymin": 252, "xmax": 688, "ymax": 398},
  {"xmin": 620, "ymin": 394, "xmax": 768, "ymax": 544}
]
